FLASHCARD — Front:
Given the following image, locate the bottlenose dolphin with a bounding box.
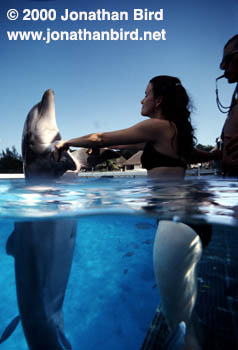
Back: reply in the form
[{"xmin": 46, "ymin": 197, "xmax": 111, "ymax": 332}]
[
  {"xmin": 2, "ymin": 89, "xmax": 124, "ymax": 348},
  {"xmin": 3, "ymin": 89, "xmax": 79, "ymax": 349}
]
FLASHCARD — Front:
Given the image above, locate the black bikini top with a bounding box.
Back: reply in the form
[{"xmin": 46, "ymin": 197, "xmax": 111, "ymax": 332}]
[{"xmin": 141, "ymin": 142, "xmax": 187, "ymax": 171}]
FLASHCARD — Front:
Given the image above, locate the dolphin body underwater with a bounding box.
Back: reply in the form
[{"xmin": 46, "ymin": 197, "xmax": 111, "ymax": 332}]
[{"xmin": 1, "ymin": 89, "xmax": 118, "ymax": 349}]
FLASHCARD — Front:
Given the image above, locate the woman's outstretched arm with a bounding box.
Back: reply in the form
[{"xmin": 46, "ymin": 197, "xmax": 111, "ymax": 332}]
[{"xmin": 54, "ymin": 118, "xmax": 167, "ymax": 160}]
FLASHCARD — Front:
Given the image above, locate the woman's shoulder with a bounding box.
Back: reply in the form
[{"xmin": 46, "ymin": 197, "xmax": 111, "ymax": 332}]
[
  {"xmin": 128, "ymin": 118, "xmax": 174, "ymax": 143},
  {"xmin": 136, "ymin": 118, "xmax": 174, "ymax": 135},
  {"xmin": 137, "ymin": 118, "xmax": 171, "ymax": 128}
]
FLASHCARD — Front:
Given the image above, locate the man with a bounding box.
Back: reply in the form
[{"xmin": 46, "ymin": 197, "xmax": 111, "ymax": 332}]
[
  {"xmin": 219, "ymin": 34, "xmax": 238, "ymax": 175},
  {"xmin": 187, "ymin": 35, "xmax": 238, "ymax": 174}
]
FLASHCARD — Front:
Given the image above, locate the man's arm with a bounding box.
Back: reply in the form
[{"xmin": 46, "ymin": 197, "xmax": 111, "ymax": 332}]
[
  {"xmin": 187, "ymin": 147, "xmax": 222, "ymax": 164},
  {"xmin": 221, "ymin": 135, "xmax": 238, "ymax": 172},
  {"xmin": 225, "ymin": 135, "xmax": 238, "ymax": 160}
]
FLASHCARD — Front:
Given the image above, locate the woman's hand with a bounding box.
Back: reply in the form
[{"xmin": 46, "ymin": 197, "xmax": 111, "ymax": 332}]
[{"xmin": 54, "ymin": 140, "xmax": 69, "ymax": 161}]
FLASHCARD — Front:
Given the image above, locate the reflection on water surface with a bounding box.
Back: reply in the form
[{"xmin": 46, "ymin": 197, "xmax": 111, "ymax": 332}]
[{"xmin": 0, "ymin": 177, "xmax": 238, "ymax": 225}]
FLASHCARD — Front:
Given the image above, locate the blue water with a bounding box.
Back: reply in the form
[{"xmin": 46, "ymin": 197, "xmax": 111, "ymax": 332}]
[
  {"xmin": 0, "ymin": 214, "xmax": 158, "ymax": 350},
  {"xmin": 0, "ymin": 177, "xmax": 162, "ymax": 349},
  {"xmin": 1, "ymin": 176, "xmax": 238, "ymax": 349}
]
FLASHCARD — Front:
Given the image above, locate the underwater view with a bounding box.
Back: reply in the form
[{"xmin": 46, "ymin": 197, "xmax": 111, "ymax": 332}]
[{"xmin": 0, "ymin": 176, "xmax": 238, "ymax": 349}]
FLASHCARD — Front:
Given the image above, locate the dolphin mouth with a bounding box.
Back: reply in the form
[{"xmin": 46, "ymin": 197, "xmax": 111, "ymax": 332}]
[{"xmin": 39, "ymin": 89, "xmax": 55, "ymax": 116}]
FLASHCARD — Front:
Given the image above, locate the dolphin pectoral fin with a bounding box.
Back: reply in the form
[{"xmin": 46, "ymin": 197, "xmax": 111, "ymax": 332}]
[
  {"xmin": 0, "ymin": 315, "xmax": 21, "ymax": 344},
  {"xmin": 67, "ymin": 151, "xmax": 80, "ymax": 172},
  {"xmin": 71, "ymin": 148, "xmax": 121, "ymax": 170},
  {"xmin": 6, "ymin": 227, "xmax": 16, "ymax": 257}
]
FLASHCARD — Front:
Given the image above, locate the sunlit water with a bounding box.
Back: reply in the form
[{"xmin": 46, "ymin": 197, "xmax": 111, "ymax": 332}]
[{"xmin": 0, "ymin": 176, "xmax": 238, "ymax": 349}]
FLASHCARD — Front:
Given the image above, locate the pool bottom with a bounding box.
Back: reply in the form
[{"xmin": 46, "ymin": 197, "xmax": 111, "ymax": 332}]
[
  {"xmin": 142, "ymin": 223, "xmax": 238, "ymax": 350},
  {"xmin": 0, "ymin": 214, "xmax": 159, "ymax": 350}
]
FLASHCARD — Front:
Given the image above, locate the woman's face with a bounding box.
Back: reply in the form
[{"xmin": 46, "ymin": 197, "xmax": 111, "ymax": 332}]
[{"xmin": 141, "ymin": 83, "xmax": 156, "ymax": 117}]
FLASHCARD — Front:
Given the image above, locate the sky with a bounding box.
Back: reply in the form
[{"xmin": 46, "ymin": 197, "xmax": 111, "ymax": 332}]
[{"xmin": 0, "ymin": 0, "xmax": 237, "ymax": 154}]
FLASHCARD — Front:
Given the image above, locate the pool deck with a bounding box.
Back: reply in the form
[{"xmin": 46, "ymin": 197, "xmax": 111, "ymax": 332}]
[
  {"xmin": 0, "ymin": 171, "xmax": 147, "ymax": 179},
  {"xmin": 141, "ymin": 224, "xmax": 238, "ymax": 350},
  {"xmin": 0, "ymin": 174, "xmax": 24, "ymax": 179},
  {"xmin": 0, "ymin": 168, "xmax": 215, "ymax": 179}
]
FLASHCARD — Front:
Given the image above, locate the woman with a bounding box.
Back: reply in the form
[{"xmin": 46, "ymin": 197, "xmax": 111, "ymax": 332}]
[
  {"xmin": 55, "ymin": 75, "xmax": 202, "ymax": 348},
  {"xmin": 55, "ymin": 75, "xmax": 196, "ymax": 179}
]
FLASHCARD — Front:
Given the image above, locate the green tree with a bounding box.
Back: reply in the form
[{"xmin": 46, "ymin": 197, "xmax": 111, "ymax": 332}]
[
  {"xmin": 196, "ymin": 143, "xmax": 214, "ymax": 152},
  {"xmin": 95, "ymin": 159, "xmax": 121, "ymax": 171},
  {"xmin": 0, "ymin": 146, "xmax": 23, "ymax": 173}
]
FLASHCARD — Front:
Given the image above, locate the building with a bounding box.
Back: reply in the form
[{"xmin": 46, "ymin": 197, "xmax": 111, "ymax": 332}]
[{"xmin": 123, "ymin": 151, "xmax": 143, "ymax": 171}]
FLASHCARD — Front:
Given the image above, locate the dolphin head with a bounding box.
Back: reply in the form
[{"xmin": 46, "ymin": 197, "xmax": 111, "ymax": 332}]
[{"xmin": 22, "ymin": 89, "xmax": 78, "ymax": 181}]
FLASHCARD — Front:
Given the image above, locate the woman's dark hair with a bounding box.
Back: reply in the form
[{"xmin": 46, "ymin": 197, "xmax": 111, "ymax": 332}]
[{"xmin": 149, "ymin": 75, "xmax": 196, "ymax": 159}]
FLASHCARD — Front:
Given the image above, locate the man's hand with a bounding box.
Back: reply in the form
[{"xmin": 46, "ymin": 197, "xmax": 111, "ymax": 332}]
[
  {"xmin": 221, "ymin": 135, "xmax": 238, "ymax": 173},
  {"xmin": 225, "ymin": 135, "xmax": 238, "ymax": 160}
]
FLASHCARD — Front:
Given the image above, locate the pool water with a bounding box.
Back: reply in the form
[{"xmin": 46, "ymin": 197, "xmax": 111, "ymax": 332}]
[
  {"xmin": 0, "ymin": 176, "xmax": 238, "ymax": 349},
  {"xmin": 0, "ymin": 214, "xmax": 158, "ymax": 350}
]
